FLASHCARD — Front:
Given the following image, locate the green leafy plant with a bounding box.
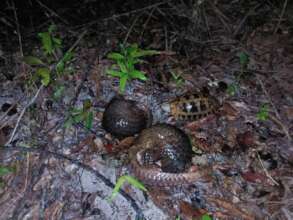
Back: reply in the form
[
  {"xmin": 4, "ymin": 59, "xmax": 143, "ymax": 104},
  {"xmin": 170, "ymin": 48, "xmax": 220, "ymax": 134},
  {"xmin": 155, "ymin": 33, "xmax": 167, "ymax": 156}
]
[
  {"xmin": 64, "ymin": 99, "xmax": 94, "ymax": 130},
  {"xmin": 24, "ymin": 24, "xmax": 74, "ymax": 87},
  {"xmin": 201, "ymin": 214, "xmax": 212, "ymax": 220},
  {"xmin": 107, "ymin": 43, "xmax": 160, "ymax": 92},
  {"xmin": 227, "ymin": 83, "xmax": 238, "ymax": 96},
  {"xmin": 257, "ymin": 103, "xmax": 269, "ymax": 121},
  {"xmin": 239, "ymin": 51, "xmax": 249, "ymax": 67},
  {"xmin": 108, "ymin": 175, "xmax": 147, "ymax": 202},
  {"xmin": 177, "ymin": 213, "xmax": 212, "ymax": 220},
  {"xmin": 0, "ymin": 166, "xmax": 14, "ymax": 176},
  {"xmin": 227, "ymin": 51, "xmax": 249, "ymax": 96},
  {"xmin": 0, "ymin": 166, "xmax": 14, "ymax": 188},
  {"xmin": 53, "ymin": 84, "xmax": 66, "ymax": 100},
  {"xmin": 170, "ymin": 71, "xmax": 184, "ymax": 87}
]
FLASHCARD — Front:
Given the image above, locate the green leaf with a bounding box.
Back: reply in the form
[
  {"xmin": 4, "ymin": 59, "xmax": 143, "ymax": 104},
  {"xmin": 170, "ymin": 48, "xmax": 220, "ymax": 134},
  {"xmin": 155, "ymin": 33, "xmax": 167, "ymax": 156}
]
[
  {"xmin": 108, "ymin": 175, "xmax": 146, "ymax": 202},
  {"xmin": 106, "ymin": 69, "xmax": 123, "ymax": 77},
  {"xmin": 107, "ymin": 52, "xmax": 124, "ymax": 61},
  {"xmin": 127, "ymin": 43, "xmax": 139, "ymax": 55},
  {"xmin": 131, "ymin": 57, "xmax": 141, "ymax": 65},
  {"xmin": 239, "ymin": 52, "xmax": 249, "ymax": 67},
  {"xmin": 0, "ymin": 166, "xmax": 13, "ymax": 176},
  {"xmin": 124, "ymin": 175, "xmax": 147, "ymax": 191},
  {"xmin": 126, "ymin": 58, "xmax": 135, "ymax": 69},
  {"xmin": 83, "ymin": 99, "xmax": 92, "ymax": 110},
  {"xmin": 117, "ymin": 60, "xmax": 127, "ymax": 73},
  {"xmin": 227, "ymin": 83, "xmax": 238, "ymax": 96},
  {"xmin": 201, "ymin": 214, "xmax": 212, "ymax": 220},
  {"xmin": 56, "ymin": 60, "xmax": 65, "ymax": 75},
  {"xmin": 36, "ymin": 67, "xmax": 51, "ymax": 86},
  {"xmin": 170, "ymin": 71, "xmax": 180, "ymax": 80},
  {"xmin": 72, "ymin": 113, "xmax": 84, "ymax": 123},
  {"xmin": 53, "ymin": 85, "xmax": 65, "ymax": 100},
  {"xmin": 52, "ymin": 37, "xmax": 62, "ymax": 46},
  {"xmin": 132, "ymin": 49, "xmax": 160, "ymax": 58},
  {"xmin": 38, "ymin": 32, "xmax": 53, "ymax": 55},
  {"xmin": 130, "ymin": 43, "xmax": 138, "ymax": 50},
  {"xmin": 85, "ymin": 111, "xmax": 93, "ymax": 130},
  {"xmin": 108, "ymin": 175, "xmax": 126, "ymax": 201},
  {"xmin": 62, "ymin": 51, "xmax": 74, "ymax": 63},
  {"xmin": 48, "ymin": 24, "xmax": 57, "ymax": 33},
  {"xmin": 176, "ymin": 79, "xmax": 184, "ymax": 87},
  {"xmin": 70, "ymin": 108, "xmax": 83, "ymax": 115},
  {"xmin": 56, "ymin": 51, "xmax": 73, "ymax": 75},
  {"xmin": 23, "ymin": 56, "xmax": 44, "ymax": 66},
  {"xmin": 64, "ymin": 117, "xmax": 73, "ymax": 128},
  {"xmin": 64, "ymin": 66, "xmax": 75, "ymax": 75},
  {"xmin": 0, "ymin": 181, "xmax": 4, "ymax": 188},
  {"xmin": 257, "ymin": 104, "xmax": 269, "ymax": 121},
  {"xmin": 119, "ymin": 74, "xmax": 128, "ymax": 92},
  {"xmin": 129, "ymin": 70, "xmax": 147, "ymax": 81}
]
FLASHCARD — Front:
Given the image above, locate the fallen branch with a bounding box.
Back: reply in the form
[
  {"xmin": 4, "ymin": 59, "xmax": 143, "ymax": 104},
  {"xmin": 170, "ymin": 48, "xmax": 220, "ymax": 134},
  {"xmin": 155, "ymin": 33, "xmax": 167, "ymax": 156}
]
[{"xmin": 5, "ymin": 85, "xmax": 44, "ymax": 146}]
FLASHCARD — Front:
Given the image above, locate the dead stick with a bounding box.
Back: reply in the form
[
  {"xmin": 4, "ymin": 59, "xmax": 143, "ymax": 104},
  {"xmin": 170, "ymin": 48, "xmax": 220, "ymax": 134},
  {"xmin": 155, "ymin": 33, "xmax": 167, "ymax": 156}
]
[{"xmin": 5, "ymin": 85, "xmax": 44, "ymax": 146}]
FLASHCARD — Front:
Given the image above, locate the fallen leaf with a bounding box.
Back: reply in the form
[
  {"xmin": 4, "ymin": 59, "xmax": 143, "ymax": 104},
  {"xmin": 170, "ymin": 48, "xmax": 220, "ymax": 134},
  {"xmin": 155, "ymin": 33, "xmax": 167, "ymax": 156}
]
[{"xmin": 241, "ymin": 171, "xmax": 267, "ymax": 183}]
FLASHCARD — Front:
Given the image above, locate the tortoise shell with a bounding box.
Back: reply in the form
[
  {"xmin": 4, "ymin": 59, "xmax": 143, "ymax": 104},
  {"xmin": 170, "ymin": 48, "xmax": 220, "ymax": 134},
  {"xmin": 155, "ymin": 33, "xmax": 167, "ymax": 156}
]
[{"xmin": 169, "ymin": 93, "xmax": 219, "ymax": 121}]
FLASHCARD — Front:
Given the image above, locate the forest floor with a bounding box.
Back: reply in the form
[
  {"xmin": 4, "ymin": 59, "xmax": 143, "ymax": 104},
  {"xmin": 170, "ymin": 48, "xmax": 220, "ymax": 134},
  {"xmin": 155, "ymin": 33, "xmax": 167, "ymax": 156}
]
[{"xmin": 0, "ymin": 0, "xmax": 292, "ymax": 219}]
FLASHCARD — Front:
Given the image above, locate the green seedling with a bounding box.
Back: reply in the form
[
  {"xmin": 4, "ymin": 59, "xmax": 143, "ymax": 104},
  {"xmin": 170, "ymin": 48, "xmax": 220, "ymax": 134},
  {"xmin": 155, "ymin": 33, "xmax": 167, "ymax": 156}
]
[
  {"xmin": 107, "ymin": 43, "xmax": 160, "ymax": 93},
  {"xmin": 64, "ymin": 99, "xmax": 94, "ymax": 130},
  {"xmin": 226, "ymin": 83, "xmax": 238, "ymax": 96},
  {"xmin": 227, "ymin": 51, "xmax": 249, "ymax": 96},
  {"xmin": 0, "ymin": 166, "xmax": 14, "ymax": 188},
  {"xmin": 53, "ymin": 84, "xmax": 65, "ymax": 100},
  {"xmin": 0, "ymin": 166, "xmax": 14, "ymax": 176},
  {"xmin": 177, "ymin": 213, "xmax": 212, "ymax": 220},
  {"xmin": 24, "ymin": 24, "xmax": 74, "ymax": 86},
  {"xmin": 170, "ymin": 71, "xmax": 184, "ymax": 87},
  {"xmin": 257, "ymin": 103, "xmax": 269, "ymax": 121},
  {"xmin": 201, "ymin": 214, "xmax": 212, "ymax": 220},
  {"xmin": 108, "ymin": 175, "xmax": 147, "ymax": 202},
  {"xmin": 239, "ymin": 51, "xmax": 249, "ymax": 71}
]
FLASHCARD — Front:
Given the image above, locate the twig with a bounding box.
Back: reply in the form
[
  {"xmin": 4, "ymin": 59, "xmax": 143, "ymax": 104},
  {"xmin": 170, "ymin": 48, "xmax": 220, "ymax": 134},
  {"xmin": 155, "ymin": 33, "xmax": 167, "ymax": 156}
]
[
  {"xmin": 233, "ymin": 4, "xmax": 260, "ymax": 37},
  {"xmin": 139, "ymin": 7, "xmax": 156, "ymax": 42},
  {"xmin": 67, "ymin": 30, "xmax": 87, "ymax": 53},
  {"xmin": 256, "ymin": 75, "xmax": 292, "ymax": 142},
  {"xmin": 208, "ymin": 2, "xmax": 231, "ymax": 34},
  {"xmin": 66, "ymin": 30, "xmax": 88, "ymax": 106},
  {"xmin": 0, "ymin": 102, "xmax": 18, "ymax": 124},
  {"xmin": 123, "ymin": 16, "xmax": 140, "ymax": 45},
  {"xmin": 256, "ymin": 152, "xmax": 279, "ymax": 186},
  {"xmin": 74, "ymin": 0, "xmax": 172, "ymax": 30},
  {"xmin": 281, "ymin": 207, "xmax": 293, "ymax": 219},
  {"xmin": 112, "ymin": 17, "xmax": 128, "ymax": 31},
  {"xmin": 0, "ymin": 145, "xmax": 145, "ymax": 219},
  {"xmin": 37, "ymin": 0, "xmax": 69, "ymax": 25},
  {"xmin": 274, "ymin": 0, "xmax": 288, "ymax": 34},
  {"xmin": 207, "ymin": 197, "xmax": 255, "ymax": 220},
  {"xmin": 269, "ymin": 115, "xmax": 292, "ymax": 142},
  {"xmin": 164, "ymin": 25, "xmax": 168, "ymax": 51},
  {"xmin": 5, "ymin": 85, "xmax": 44, "ymax": 146},
  {"xmin": 24, "ymin": 153, "xmax": 30, "ymax": 193},
  {"xmin": 11, "ymin": 0, "xmax": 23, "ymax": 57},
  {"xmin": 202, "ymin": 4, "xmax": 211, "ymax": 39},
  {"xmin": 0, "ymin": 114, "xmax": 18, "ymax": 130},
  {"xmin": 105, "ymin": 0, "xmax": 170, "ymax": 20}
]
